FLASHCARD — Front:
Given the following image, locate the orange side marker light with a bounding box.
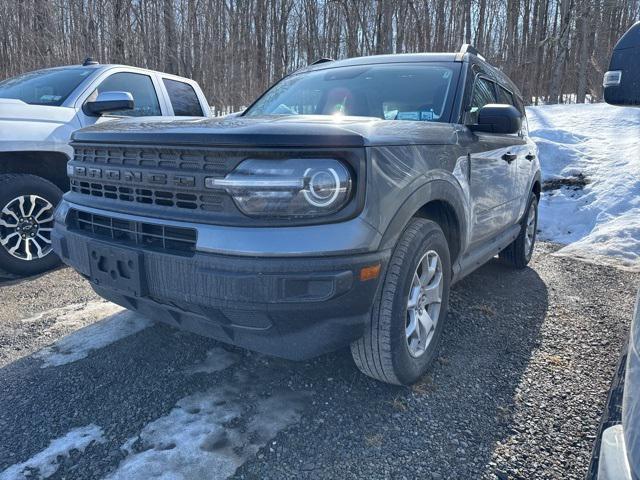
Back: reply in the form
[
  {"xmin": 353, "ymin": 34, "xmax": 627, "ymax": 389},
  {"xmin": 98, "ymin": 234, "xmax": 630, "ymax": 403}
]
[{"xmin": 360, "ymin": 264, "xmax": 381, "ymax": 281}]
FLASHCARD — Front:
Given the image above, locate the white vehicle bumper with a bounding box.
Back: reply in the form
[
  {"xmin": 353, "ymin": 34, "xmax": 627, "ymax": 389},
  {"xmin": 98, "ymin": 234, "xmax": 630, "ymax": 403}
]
[{"xmin": 598, "ymin": 424, "xmax": 632, "ymax": 480}]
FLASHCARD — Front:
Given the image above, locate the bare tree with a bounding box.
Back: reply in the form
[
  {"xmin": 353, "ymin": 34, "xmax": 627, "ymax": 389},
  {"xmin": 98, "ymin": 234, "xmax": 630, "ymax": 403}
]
[{"xmin": 0, "ymin": 0, "xmax": 637, "ymax": 110}]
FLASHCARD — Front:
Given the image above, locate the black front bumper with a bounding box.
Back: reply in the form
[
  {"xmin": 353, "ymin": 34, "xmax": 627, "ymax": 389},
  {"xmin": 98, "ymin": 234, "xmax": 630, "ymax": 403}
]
[{"xmin": 52, "ymin": 225, "xmax": 388, "ymax": 360}]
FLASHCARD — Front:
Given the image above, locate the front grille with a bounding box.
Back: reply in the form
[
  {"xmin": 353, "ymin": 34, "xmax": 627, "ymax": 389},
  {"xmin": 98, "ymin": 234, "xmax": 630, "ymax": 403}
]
[
  {"xmin": 70, "ymin": 179, "xmax": 224, "ymax": 211},
  {"xmin": 67, "ymin": 209, "xmax": 197, "ymax": 255},
  {"xmin": 73, "ymin": 145, "xmax": 230, "ymax": 173},
  {"xmin": 68, "ymin": 144, "xmax": 238, "ymax": 214}
]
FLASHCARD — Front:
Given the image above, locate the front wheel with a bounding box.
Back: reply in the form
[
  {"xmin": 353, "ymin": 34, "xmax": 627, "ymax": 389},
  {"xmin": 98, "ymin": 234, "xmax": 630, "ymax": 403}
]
[
  {"xmin": 351, "ymin": 218, "xmax": 451, "ymax": 385},
  {"xmin": 0, "ymin": 174, "xmax": 63, "ymax": 276},
  {"xmin": 499, "ymin": 193, "xmax": 538, "ymax": 269}
]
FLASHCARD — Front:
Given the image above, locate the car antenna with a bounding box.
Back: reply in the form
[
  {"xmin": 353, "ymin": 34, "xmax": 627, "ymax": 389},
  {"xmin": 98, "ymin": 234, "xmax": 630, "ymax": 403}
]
[{"xmin": 82, "ymin": 57, "xmax": 99, "ymax": 66}]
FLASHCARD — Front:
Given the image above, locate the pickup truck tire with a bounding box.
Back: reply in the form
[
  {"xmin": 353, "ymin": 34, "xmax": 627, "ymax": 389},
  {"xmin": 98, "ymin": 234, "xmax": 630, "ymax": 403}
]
[
  {"xmin": 0, "ymin": 174, "xmax": 62, "ymax": 276},
  {"xmin": 351, "ymin": 218, "xmax": 451, "ymax": 385},
  {"xmin": 499, "ymin": 193, "xmax": 538, "ymax": 269}
]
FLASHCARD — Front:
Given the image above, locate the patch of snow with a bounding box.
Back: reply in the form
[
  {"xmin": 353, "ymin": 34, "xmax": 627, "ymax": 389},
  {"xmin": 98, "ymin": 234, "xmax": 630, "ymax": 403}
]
[
  {"xmin": 106, "ymin": 377, "xmax": 310, "ymax": 480},
  {"xmin": 527, "ymin": 103, "xmax": 640, "ymax": 270},
  {"xmin": 34, "ymin": 310, "xmax": 153, "ymax": 368},
  {"xmin": 184, "ymin": 347, "xmax": 241, "ymax": 374},
  {"xmin": 21, "ymin": 300, "xmax": 124, "ymax": 328},
  {"xmin": 0, "ymin": 425, "xmax": 104, "ymax": 480}
]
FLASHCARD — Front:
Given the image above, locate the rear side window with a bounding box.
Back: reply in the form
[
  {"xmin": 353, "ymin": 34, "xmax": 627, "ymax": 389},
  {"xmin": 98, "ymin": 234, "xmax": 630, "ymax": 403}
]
[
  {"xmin": 163, "ymin": 79, "xmax": 204, "ymax": 116},
  {"xmin": 467, "ymin": 77, "xmax": 497, "ymax": 124},
  {"xmin": 89, "ymin": 72, "xmax": 161, "ymax": 117}
]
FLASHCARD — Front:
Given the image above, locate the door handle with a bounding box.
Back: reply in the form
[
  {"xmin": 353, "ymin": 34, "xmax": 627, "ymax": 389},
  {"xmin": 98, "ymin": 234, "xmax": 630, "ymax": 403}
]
[
  {"xmin": 501, "ymin": 152, "xmax": 517, "ymax": 163},
  {"xmin": 525, "ymin": 153, "xmax": 536, "ymax": 161}
]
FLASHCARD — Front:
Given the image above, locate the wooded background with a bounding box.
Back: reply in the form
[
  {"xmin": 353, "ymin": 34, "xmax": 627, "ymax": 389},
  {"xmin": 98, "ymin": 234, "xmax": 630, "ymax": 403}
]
[{"xmin": 0, "ymin": 0, "xmax": 638, "ymax": 112}]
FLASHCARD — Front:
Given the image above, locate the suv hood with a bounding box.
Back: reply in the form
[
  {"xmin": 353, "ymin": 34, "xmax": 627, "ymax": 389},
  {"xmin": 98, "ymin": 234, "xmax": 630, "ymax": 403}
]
[{"xmin": 71, "ymin": 115, "xmax": 460, "ymax": 148}]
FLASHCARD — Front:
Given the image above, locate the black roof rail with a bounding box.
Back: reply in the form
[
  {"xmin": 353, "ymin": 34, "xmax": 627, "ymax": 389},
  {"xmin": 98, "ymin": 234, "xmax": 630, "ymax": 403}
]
[
  {"xmin": 310, "ymin": 58, "xmax": 334, "ymax": 66},
  {"xmin": 82, "ymin": 57, "xmax": 99, "ymax": 66},
  {"xmin": 455, "ymin": 44, "xmax": 485, "ymax": 61}
]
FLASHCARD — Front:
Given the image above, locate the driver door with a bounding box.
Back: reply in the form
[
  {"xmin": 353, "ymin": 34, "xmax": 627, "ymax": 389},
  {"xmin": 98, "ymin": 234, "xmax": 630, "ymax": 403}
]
[{"xmin": 465, "ymin": 75, "xmax": 526, "ymax": 247}]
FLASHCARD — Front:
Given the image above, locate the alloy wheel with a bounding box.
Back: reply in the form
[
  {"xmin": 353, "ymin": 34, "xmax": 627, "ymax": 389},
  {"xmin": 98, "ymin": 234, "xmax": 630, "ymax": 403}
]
[
  {"xmin": 524, "ymin": 200, "xmax": 537, "ymax": 259},
  {"xmin": 0, "ymin": 195, "xmax": 55, "ymax": 261},
  {"xmin": 405, "ymin": 250, "xmax": 444, "ymax": 358}
]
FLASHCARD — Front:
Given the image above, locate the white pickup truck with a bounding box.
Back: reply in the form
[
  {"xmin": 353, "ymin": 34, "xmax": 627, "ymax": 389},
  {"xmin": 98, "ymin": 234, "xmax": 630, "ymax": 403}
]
[{"xmin": 0, "ymin": 59, "xmax": 211, "ymax": 275}]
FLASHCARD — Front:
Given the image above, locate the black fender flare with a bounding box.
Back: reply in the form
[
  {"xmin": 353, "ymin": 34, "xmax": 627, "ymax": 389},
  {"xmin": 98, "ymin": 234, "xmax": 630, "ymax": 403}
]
[
  {"xmin": 379, "ymin": 178, "xmax": 470, "ymax": 258},
  {"xmin": 531, "ymin": 169, "xmax": 542, "ymax": 195}
]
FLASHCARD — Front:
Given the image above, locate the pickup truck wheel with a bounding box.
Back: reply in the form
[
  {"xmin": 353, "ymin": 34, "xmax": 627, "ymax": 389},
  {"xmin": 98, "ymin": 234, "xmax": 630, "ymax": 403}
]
[
  {"xmin": 499, "ymin": 193, "xmax": 538, "ymax": 269},
  {"xmin": 351, "ymin": 218, "xmax": 451, "ymax": 385},
  {"xmin": 0, "ymin": 174, "xmax": 62, "ymax": 276}
]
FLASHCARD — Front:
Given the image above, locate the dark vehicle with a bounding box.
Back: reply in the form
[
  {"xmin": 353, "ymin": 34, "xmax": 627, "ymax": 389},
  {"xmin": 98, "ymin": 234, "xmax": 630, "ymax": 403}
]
[
  {"xmin": 52, "ymin": 45, "xmax": 540, "ymax": 385},
  {"xmin": 588, "ymin": 22, "xmax": 640, "ymax": 480},
  {"xmin": 604, "ymin": 21, "xmax": 640, "ymax": 107},
  {"xmin": 588, "ymin": 294, "xmax": 640, "ymax": 480}
]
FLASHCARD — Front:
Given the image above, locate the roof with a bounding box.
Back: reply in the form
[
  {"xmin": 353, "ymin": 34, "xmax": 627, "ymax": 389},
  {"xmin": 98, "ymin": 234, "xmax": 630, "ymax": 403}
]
[
  {"xmin": 296, "ymin": 51, "xmax": 523, "ymax": 99},
  {"xmin": 24, "ymin": 63, "xmax": 170, "ymax": 76},
  {"xmin": 297, "ymin": 52, "xmax": 461, "ymax": 75}
]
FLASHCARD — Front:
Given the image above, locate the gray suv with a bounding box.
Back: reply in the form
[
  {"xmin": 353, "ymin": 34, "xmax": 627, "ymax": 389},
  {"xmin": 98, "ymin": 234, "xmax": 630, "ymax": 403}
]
[{"xmin": 52, "ymin": 45, "xmax": 541, "ymax": 385}]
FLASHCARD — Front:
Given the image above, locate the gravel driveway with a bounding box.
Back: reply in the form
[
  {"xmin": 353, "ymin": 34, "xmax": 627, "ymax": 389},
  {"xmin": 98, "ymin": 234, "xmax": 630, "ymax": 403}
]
[{"xmin": 0, "ymin": 242, "xmax": 637, "ymax": 480}]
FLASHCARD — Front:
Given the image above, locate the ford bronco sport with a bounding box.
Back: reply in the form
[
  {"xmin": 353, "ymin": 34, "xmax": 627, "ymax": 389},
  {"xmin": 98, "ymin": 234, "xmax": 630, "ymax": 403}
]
[{"xmin": 52, "ymin": 45, "xmax": 541, "ymax": 385}]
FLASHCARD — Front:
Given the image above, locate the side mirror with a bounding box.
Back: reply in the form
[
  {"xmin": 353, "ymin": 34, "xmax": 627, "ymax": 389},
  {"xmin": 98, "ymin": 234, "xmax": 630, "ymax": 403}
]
[
  {"xmin": 604, "ymin": 22, "xmax": 640, "ymax": 107},
  {"xmin": 469, "ymin": 104, "xmax": 522, "ymax": 134},
  {"xmin": 84, "ymin": 91, "xmax": 134, "ymax": 116}
]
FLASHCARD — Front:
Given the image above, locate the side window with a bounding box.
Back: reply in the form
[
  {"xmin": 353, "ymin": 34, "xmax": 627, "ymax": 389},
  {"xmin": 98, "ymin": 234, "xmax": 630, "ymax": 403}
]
[
  {"xmin": 514, "ymin": 95, "xmax": 526, "ymax": 116},
  {"xmin": 163, "ymin": 79, "xmax": 205, "ymax": 116},
  {"xmin": 514, "ymin": 95, "xmax": 528, "ymax": 134},
  {"xmin": 88, "ymin": 72, "xmax": 161, "ymax": 117},
  {"xmin": 467, "ymin": 77, "xmax": 497, "ymax": 124},
  {"xmin": 497, "ymin": 86, "xmax": 515, "ymax": 106},
  {"xmin": 497, "ymin": 85, "xmax": 527, "ymax": 134}
]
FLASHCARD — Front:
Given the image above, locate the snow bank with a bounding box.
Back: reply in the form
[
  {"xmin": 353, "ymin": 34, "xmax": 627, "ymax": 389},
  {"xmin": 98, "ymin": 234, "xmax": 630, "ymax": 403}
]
[
  {"xmin": 34, "ymin": 309, "xmax": 153, "ymax": 368},
  {"xmin": 527, "ymin": 103, "xmax": 640, "ymax": 270},
  {"xmin": 0, "ymin": 425, "xmax": 104, "ymax": 480}
]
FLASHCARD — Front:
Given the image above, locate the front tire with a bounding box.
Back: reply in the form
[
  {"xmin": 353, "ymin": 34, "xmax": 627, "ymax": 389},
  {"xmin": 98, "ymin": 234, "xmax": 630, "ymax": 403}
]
[
  {"xmin": 499, "ymin": 193, "xmax": 538, "ymax": 269},
  {"xmin": 351, "ymin": 218, "xmax": 451, "ymax": 385},
  {"xmin": 0, "ymin": 174, "xmax": 62, "ymax": 276}
]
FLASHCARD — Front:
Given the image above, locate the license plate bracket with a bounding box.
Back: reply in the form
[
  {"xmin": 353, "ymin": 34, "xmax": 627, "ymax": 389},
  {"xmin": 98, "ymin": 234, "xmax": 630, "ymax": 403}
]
[{"xmin": 88, "ymin": 242, "xmax": 147, "ymax": 297}]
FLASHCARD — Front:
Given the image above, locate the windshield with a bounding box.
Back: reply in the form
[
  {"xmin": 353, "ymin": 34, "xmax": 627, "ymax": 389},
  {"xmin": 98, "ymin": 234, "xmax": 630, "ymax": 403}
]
[
  {"xmin": 0, "ymin": 67, "xmax": 95, "ymax": 106},
  {"xmin": 245, "ymin": 63, "xmax": 458, "ymax": 122}
]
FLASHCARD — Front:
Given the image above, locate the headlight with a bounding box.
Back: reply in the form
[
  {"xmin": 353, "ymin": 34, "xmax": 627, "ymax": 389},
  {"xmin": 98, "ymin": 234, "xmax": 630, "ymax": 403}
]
[{"xmin": 205, "ymin": 159, "xmax": 352, "ymax": 218}]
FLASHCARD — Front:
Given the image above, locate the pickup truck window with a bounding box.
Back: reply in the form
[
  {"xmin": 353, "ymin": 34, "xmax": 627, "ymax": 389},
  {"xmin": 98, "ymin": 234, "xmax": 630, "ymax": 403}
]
[
  {"xmin": 88, "ymin": 72, "xmax": 161, "ymax": 117},
  {"xmin": 245, "ymin": 64, "xmax": 458, "ymax": 123},
  {"xmin": 0, "ymin": 67, "xmax": 94, "ymax": 106},
  {"xmin": 163, "ymin": 79, "xmax": 204, "ymax": 116}
]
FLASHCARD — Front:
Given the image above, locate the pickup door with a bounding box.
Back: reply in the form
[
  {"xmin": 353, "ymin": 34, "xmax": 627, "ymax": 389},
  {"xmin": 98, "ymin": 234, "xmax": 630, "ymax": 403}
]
[{"xmin": 76, "ymin": 69, "xmax": 207, "ymax": 127}]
